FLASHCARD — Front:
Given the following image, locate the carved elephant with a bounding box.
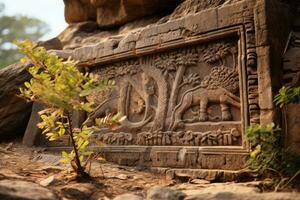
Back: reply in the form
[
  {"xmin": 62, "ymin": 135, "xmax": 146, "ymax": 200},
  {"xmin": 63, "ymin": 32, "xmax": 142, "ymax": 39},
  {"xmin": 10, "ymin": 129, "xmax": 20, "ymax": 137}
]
[{"xmin": 170, "ymin": 86, "xmax": 240, "ymax": 130}]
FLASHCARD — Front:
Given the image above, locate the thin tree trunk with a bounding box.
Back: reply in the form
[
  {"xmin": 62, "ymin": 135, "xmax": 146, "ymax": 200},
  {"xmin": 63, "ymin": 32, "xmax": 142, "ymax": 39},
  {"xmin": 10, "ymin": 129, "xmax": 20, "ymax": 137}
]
[
  {"xmin": 66, "ymin": 111, "xmax": 87, "ymax": 177},
  {"xmin": 169, "ymin": 65, "xmax": 186, "ymax": 115}
]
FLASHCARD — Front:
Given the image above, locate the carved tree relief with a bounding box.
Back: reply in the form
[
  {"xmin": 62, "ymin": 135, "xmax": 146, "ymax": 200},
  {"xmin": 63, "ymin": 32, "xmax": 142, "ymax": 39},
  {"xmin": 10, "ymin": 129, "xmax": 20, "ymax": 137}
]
[{"xmin": 88, "ymin": 37, "xmax": 243, "ymax": 146}]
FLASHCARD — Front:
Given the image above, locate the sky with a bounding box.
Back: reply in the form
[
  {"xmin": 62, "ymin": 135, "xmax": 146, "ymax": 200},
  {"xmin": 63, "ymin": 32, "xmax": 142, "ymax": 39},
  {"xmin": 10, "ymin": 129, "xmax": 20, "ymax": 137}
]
[{"xmin": 1, "ymin": 0, "xmax": 67, "ymax": 40}]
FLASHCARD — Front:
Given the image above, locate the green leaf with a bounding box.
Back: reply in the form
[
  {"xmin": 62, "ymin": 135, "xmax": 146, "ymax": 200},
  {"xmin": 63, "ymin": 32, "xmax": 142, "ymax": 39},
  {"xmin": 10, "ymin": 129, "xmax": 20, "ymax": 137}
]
[
  {"xmin": 62, "ymin": 151, "xmax": 69, "ymax": 159},
  {"xmin": 250, "ymin": 145, "xmax": 261, "ymax": 158}
]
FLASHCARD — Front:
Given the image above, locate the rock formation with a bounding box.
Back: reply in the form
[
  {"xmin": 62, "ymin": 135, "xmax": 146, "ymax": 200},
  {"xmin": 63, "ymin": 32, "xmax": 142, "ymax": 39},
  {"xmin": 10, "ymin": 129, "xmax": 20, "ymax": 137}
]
[
  {"xmin": 64, "ymin": 0, "xmax": 183, "ymax": 27},
  {"xmin": 0, "ymin": 63, "xmax": 32, "ymax": 140}
]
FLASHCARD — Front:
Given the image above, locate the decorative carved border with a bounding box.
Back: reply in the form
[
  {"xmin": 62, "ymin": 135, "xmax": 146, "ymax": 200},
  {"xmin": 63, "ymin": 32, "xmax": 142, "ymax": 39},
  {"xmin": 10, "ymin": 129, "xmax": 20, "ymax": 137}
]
[{"xmin": 93, "ymin": 25, "xmax": 251, "ymax": 155}]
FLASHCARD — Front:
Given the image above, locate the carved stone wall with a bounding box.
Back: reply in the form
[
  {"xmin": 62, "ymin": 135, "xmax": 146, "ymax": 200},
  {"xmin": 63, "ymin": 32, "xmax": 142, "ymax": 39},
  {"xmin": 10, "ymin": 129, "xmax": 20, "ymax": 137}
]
[{"xmin": 45, "ymin": 0, "xmax": 296, "ymax": 170}]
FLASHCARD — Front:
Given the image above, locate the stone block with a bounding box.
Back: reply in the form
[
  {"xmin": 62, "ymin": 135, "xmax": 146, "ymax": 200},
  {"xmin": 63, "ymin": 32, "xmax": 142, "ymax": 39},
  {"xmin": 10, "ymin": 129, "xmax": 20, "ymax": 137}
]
[
  {"xmin": 22, "ymin": 102, "xmax": 45, "ymax": 147},
  {"xmin": 286, "ymin": 104, "xmax": 300, "ymax": 154},
  {"xmin": 217, "ymin": 1, "xmax": 250, "ymax": 29},
  {"xmin": 183, "ymin": 9, "xmax": 218, "ymax": 35},
  {"xmin": 256, "ymin": 46, "xmax": 273, "ymax": 110}
]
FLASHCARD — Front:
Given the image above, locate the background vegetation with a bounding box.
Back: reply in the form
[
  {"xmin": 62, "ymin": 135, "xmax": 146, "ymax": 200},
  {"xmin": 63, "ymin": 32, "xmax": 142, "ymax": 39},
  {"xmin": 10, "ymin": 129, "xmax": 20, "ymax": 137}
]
[{"xmin": 0, "ymin": 3, "xmax": 49, "ymax": 69}]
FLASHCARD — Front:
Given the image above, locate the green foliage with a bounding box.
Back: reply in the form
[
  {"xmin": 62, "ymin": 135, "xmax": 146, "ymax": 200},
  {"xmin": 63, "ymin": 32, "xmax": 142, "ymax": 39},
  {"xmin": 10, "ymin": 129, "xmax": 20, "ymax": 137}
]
[
  {"xmin": 272, "ymin": 85, "xmax": 300, "ymax": 188},
  {"xmin": 0, "ymin": 3, "xmax": 49, "ymax": 69},
  {"xmin": 274, "ymin": 86, "xmax": 300, "ymax": 108},
  {"xmin": 246, "ymin": 123, "xmax": 300, "ymax": 188},
  {"xmin": 16, "ymin": 40, "xmax": 121, "ymax": 177},
  {"xmin": 246, "ymin": 123, "xmax": 282, "ymax": 174},
  {"xmin": 95, "ymin": 113, "xmax": 126, "ymax": 130}
]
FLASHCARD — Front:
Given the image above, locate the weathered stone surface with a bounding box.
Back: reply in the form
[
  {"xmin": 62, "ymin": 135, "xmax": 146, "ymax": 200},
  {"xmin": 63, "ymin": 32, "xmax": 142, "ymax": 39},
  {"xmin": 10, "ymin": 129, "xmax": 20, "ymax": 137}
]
[
  {"xmin": 65, "ymin": 1, "xmax": 253, "ymax": 64},
  {"xmin": 283, "ymin": 32, "xmax": 300, "ymax": 87},
  {"xmin": 0, "ymin": 169, "xmax": 26, "ymax": 180},
  {"xmin": 177, "ymin": 182, "xmax": 300, "ymax": 199},
  {"xmin": 185, "ymin": 192, "xmax": 300, "ymax": 200},
  {"xmin": 23, "ymin": 102, "xmax": 45, "ymax": 147},
  {"xmin": 61, "ymin": 183, "xmax": 95, "ymax": 200},
  {"xmin": 37, "ymin": 37, "xmax": 63, "ymax": 51},
  {"xmin": 114, "ymin": 194, "xmax": 143, "ymax": 200},
  {"xmin": 64, "ymin": 0, "xmax": 183, "ymax": 27},
  {"xmin": 147, "ymin": 186, "xmax": 186, "ymax": 200},
  {"xmin": 0, "ymin": 62, "xmax": 32, "ymax": 140},
  {"xmin": 285, "ymin": 104, "xmax": 300, "ymax": 153},
  {"xmin": 39, "ymin": 175, "xmax": 57, "ymax": 187},
  {"xmin": 95, "ymin": 0, "xmax": 183, "ymax": 27},
  {"xmin": 0, "ymin": 180, "xmax": 59, "ymax": 200},
  {"xmin": 168, "ymin": 0, "xmax": 241, "ymax": 21},
  {"xmin": 63, "ymin": 0, "xmax": 96, "ymax": 24},
  {"xmin": 185, "ymin": 184, "xmax": 260, "ymax": 195},
  {"xmin": 165, "ymin": 169, "xmax": 244, "ymax": 182}
]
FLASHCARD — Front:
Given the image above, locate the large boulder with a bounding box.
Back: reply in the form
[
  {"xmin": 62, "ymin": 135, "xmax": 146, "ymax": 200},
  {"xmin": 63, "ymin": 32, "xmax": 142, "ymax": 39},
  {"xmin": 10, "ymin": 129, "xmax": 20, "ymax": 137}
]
[
  {"xmin": 0, "ymin": 180, "xmax": 59, "ymax": 200},
  {"xmin": 63, "ymin": 0, "xmax": 96, "ymax": 24},
  {"xmin": 114, "ymin": 194, "xmax": 143, "ymax": 200},
  {"xmin": 0, "ymin": 62, "xmax": 32, "ymax": 140},
  {"xmin": 147, "ymin": 186, "xmax": 186, "ymax": 200},
  {"xmin": 64, "ymin": 0, "xmax": 183, "ymax": 28}
]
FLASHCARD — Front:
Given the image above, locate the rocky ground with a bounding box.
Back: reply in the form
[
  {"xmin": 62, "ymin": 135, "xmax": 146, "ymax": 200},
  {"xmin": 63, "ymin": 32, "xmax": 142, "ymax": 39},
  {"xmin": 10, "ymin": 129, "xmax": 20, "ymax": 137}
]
[{"xmin": 0, "ymin": 142, "xmax": 300, "ymax": 200}]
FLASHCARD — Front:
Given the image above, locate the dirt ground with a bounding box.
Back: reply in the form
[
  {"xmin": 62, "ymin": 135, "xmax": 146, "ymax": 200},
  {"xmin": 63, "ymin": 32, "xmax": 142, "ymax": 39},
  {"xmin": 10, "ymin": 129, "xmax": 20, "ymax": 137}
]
[
  {"xmin": 0, "ymin": 142, "xmax": 299, "ymax": 200},
  {"xmin": 0, "ymin": 141, "xmax": 176, "ymax": 199}
]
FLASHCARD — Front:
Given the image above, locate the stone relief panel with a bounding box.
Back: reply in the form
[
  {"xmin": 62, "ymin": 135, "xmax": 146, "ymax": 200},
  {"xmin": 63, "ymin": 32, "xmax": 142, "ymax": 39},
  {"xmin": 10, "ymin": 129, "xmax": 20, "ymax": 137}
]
[{"xmin": 88, "ymin": 36, "xmax": 245, "ymax": 147}]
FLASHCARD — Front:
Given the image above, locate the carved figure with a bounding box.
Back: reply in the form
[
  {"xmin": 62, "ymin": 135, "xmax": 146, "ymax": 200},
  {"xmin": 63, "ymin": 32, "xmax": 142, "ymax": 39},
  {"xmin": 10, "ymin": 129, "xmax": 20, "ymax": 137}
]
[
  {"xmin": 170, "ymin": 66, "xmax": 240, "ymax": 130},
  {"xmin": 139, "ymin": 57, "xmax": 169, "ymax": 131},
  {"xmin": 137, "ymin": 131, "xmax": 173, "ymax": 145},
  {"xmin": 196, "ymin": 128, "xmax": 240, "ymax": 146},
  {"xmin": 119, "ymin": 72, "xmax": 155, "ymax": 129},
  {"xmin": 136, "ymin": 128, "xmax": 240, "ymax": 146},
  {"xmin": 131, "ymin": 96, "xmax": 145, "ymax": 114},
  {"xmin": 100, "ymin": 132, "xmax": 133, "ymax": 145}
]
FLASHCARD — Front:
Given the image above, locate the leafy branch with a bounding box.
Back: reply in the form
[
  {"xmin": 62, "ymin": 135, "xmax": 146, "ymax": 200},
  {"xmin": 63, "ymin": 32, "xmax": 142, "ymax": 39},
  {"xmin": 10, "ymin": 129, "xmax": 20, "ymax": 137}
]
[{"xmin": 16, "ymin": 40, "xmax": 123, "ymax": 178}]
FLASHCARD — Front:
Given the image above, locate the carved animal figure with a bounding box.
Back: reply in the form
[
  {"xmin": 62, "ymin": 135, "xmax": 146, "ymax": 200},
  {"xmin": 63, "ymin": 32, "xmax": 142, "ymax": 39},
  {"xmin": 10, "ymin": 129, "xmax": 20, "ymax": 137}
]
[
  {"xmin": 170, "ymin": 66, "xmax": 240, "ymax": 130},
  {"xmin": 88, "ymin": 71, "xmax": 155, "ymax": 129}
]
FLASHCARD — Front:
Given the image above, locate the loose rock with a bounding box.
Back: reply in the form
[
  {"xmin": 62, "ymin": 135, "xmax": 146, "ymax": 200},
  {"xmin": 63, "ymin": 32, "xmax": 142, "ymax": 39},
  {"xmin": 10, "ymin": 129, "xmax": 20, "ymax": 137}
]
[
  {"xmin": 0, "ymin": 169, "xmax": 25, "ymax": 180},
  {"xmin": 0, "ymin": 180, "xmax": 59, "ymax": 200},
  {"xmin": 114, "ymin": 193, "xmax": 144, "ymax": 200},
  {"xmin": 61, "ymin": 183, "xmax": 95, "ymax": 200},
  {"xmin": 147, "ymin": 186, "xmax": 186, "ymax": 200},
  {"xmin": 185, "ymin": 192, "xmax": 300, "ymax": 200},
  {"xmin": 39, "ymin": 175, "xmax": 56, "ymax": 187},
  {"xmin": 189, "ymin": 179, "xmax": 210, "ymax": 185}
]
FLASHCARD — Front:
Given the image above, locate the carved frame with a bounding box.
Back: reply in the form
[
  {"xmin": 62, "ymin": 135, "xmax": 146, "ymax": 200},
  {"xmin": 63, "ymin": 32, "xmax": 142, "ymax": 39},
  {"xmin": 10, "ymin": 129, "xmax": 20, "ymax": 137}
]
[
  {"xmin": 87, "ymin": 25, "xmax": 254, "ymax": 170},
  {"xmin": 48, "ymin": 1, "xmax": 263, "ymax": 170}
]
